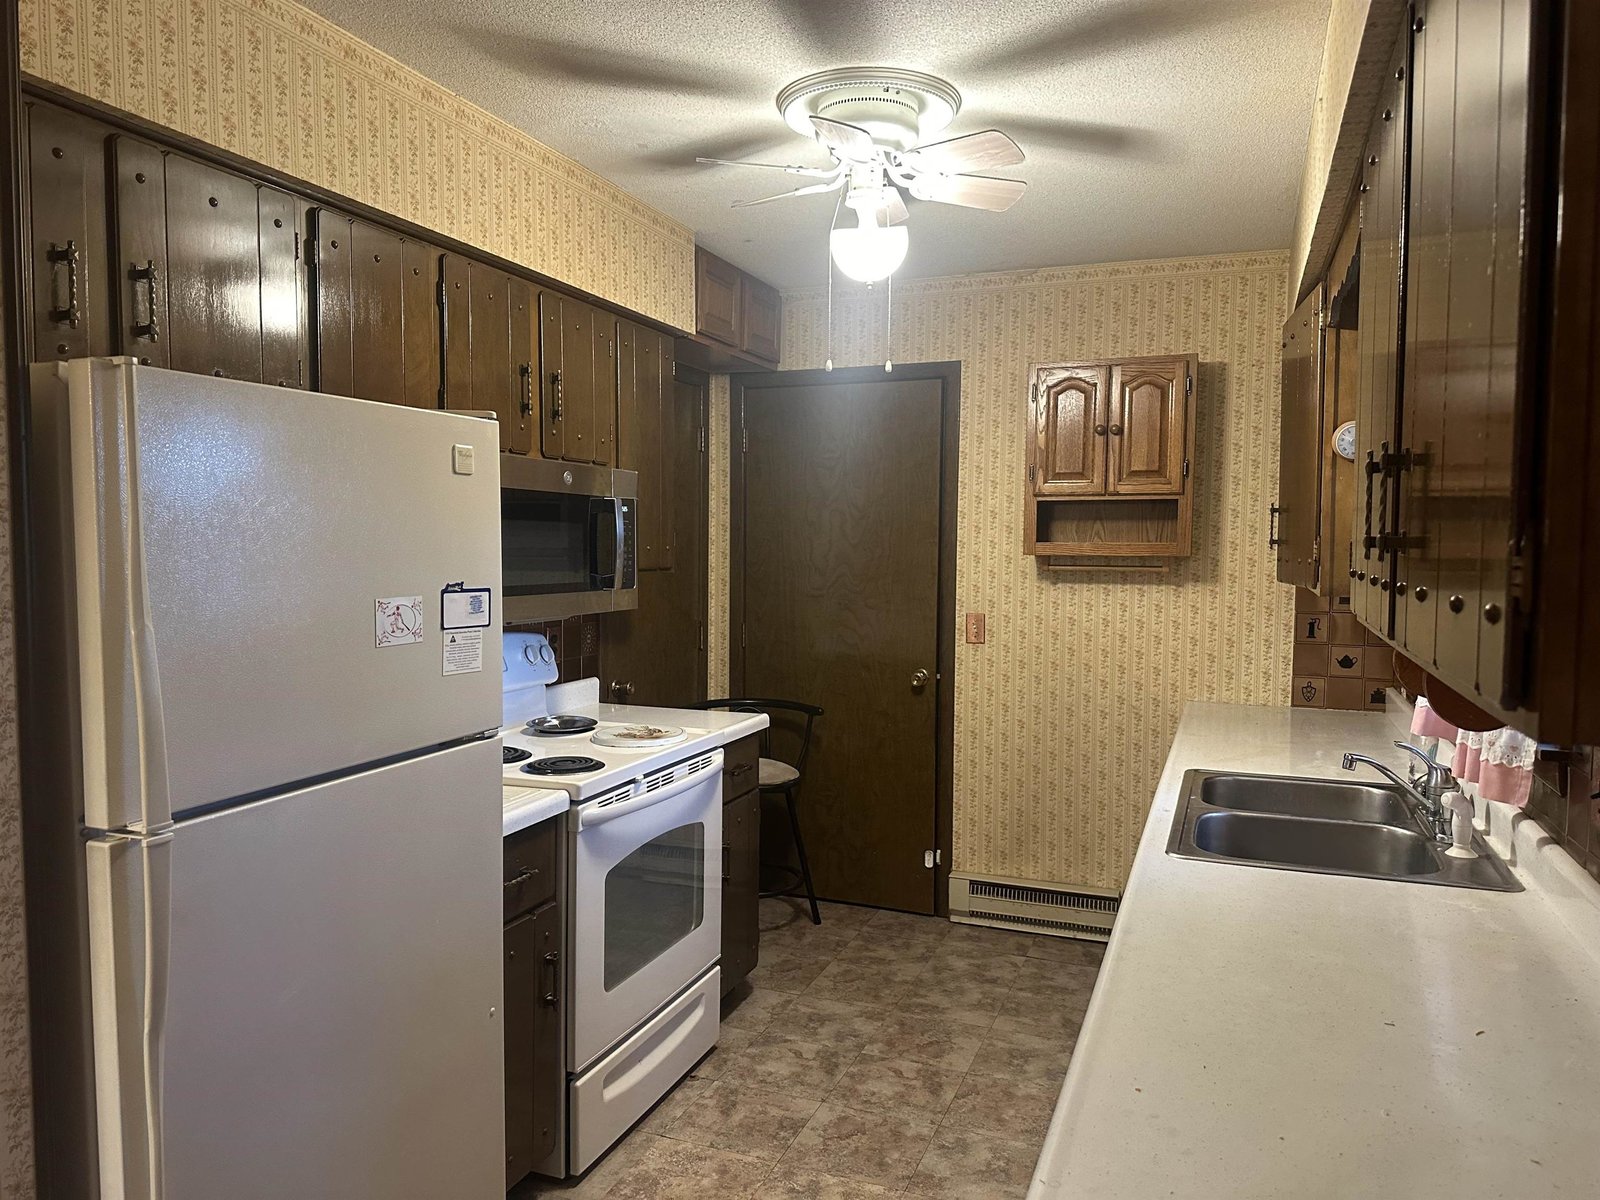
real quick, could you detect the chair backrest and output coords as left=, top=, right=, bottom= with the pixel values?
left=689, top=698, right=823, bottom=777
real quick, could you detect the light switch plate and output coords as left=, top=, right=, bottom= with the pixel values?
left=965, top=613, right=986, bottom=644
left=452, top=444, right=475, bottom=475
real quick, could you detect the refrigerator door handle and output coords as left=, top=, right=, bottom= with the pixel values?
left=87, top=828, right=173, bottom=1200
left=78, top=361, right=172, bottom=831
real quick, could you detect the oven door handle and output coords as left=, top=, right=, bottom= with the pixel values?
left=576, top=752, right=723, bottom=830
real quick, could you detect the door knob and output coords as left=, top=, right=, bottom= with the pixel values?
left=911, top=669, right=930, bottom=689
left=610, top=680, right=634, bottom=701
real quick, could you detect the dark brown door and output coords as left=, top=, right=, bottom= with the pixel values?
left=600, top=370, right=708, bottom=706
left=738, top=375, right=945, bottom=912
left=695, top=247, right=740, bottom=345
left=538, top=289, right=565, bottom=459
left=25, top=101, right=114, bottom=362
left=1030, top=364, right=1108, bottom=496
left=346, top=217, right=406, bottom=403
left=1108, top=359, right=1187, bottom=494
left=740, top=274, right=781, bottom=363
left=591, top=314, right=617, bottom=466
left=400, top=240, right=441, bottom=408
left=163, top=154, right=263, bottom=380
left=257, top=187, right=303, bottom=388
left=1277, top=285, right=1326, bottom=589
left=110, top=135, right=169, bottom=366
left=507, top=278, right=535, bottom=452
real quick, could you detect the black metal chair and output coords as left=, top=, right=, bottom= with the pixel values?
left=691, top=698, right=824, bottom=925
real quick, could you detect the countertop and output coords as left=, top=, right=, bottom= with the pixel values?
left=1030, top=702, right=1600, bottom=1199
left=499, top=687, right=768, bottom=837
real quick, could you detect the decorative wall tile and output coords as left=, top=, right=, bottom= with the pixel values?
left=706, top=252, right=1294, bottom=891
left=18, top=0, right=696, bottom=330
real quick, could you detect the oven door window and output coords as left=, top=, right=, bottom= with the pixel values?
left=603, top=821, right=706, bottom=991
left=501, top=489, right=595, bottom=596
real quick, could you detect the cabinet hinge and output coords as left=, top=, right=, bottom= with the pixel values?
left=697, top=426, right=707, bottom=454
left=1030, top=382, right=1037, bottom=403
left=1182, top=457, right=1190, bottom=478
left=1186, top=374, right=1193, bottom=396
left=293, top=230, right=301, bottom=262
left=741, top=426, right=749, bottom=454
left=923, top=849, right=941, bottom=869
left=740, top=623, right=747, bottom=649
left=698, top=621, right=706, bottom=652
left=1028, top=464, right=1036, bottom=483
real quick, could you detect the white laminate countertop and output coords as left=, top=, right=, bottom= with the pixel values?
left=500, top=785, right=569, bottom=837
left=1030, top=702, right=1600, bottom=1200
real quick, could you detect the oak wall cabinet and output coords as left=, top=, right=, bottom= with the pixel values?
left=1025, top=353, right=1198, bottom=561
left=1337, top=0, right=1600, bottom=743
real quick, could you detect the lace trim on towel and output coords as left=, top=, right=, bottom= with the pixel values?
left=1456, top=727, right=1537, bottom=770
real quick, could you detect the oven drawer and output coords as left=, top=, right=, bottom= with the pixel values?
left=722, top=735, right=759, bottom=799
left=504, top=817, right=559, bottom=919
left=568, top=967, right=720, bottom=1175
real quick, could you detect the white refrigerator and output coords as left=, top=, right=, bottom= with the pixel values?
left=26, top=358, right=506, bottom=1199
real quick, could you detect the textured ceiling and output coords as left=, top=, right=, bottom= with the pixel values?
left=302, top=0, right=1331, bottom=289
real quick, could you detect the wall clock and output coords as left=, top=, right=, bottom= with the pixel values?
left=1332, top=420, right=1358, bottom=461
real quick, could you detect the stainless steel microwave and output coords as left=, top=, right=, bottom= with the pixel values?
left=500, top=455, right=638, bottom=623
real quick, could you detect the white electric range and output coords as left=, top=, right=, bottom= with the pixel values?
left=502, top=633, right=728, bottom=1179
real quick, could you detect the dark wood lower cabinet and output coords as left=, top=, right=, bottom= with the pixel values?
left=503, top=818, right=563, bottom=1189
left=719, top=734, right=762, bottom=995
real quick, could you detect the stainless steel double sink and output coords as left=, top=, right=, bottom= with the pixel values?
left=1166, top=771, right=1520, bottom=891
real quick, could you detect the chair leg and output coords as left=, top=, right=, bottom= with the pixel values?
left=785, top=787, right=821, bottom=926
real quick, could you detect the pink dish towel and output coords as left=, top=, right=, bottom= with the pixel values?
left=1411, top=697, right=1461, bottom=741
left=1452, top=727, right=1535, bottom=808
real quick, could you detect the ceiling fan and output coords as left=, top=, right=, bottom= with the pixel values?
left=696, top=68, right=1027, bottom=282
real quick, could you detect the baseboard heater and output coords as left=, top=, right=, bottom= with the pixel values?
left=948, top=872, right=1119, bottom=941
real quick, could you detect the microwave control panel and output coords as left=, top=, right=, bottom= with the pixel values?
left=619, top=501, right=638, bottom=589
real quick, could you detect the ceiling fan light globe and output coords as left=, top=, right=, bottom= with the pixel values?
left=829, top=223, right=909, bottom=283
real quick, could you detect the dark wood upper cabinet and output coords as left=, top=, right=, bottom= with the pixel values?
left=440, top=252, right=528, bottom=451
left=1332, top=0, right=1600, bottom=742
left=562, top=296, right=596, bottom=463
left=258, top=189, right=304, bottom=388
left=468, top=262, right=513, bottom=437
left=400, top=239, right=442, bottom=408
left=618, top=320, right=673, bottom=570
left=694, top=247, right=740, bottom=345
left=591, top=316, right=617, bottom=467
left=1276, top=285, right=1327, bottom=591
left=1030, top=364, right=1107, bottom=496
left=740, top=274, right=781, bottom=363
left=163, top=155, right=266, bottom=381
left=507, top=278, right=535, bottom=454
left=25, top=102, right=114, bottom=362
left=110, top=135, right=169, bottom=367
left=537, top=289, right=565, bottom=460
left=684, top=246, right=782, bottom=370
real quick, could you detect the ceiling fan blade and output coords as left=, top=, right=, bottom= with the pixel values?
left=884, top=188, right=909, bottom=226
left=731, top=180, right=843, bottom=209
left=636, top=126, right=798, bottom=173
left=902, top=130, right=1025, bottom=175
left=988, top=115, right=1162, bottom=160
left=910, top=174, right=1027, bottom=213
left=696, top=157, right=838, bottom=179
left=809, top=116, right=876, bottom=160
left=454, top=27, right=753, bottom=98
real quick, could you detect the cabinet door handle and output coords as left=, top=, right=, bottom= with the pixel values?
left=130, top=260, right=160, bottom=341
left=1361, top=451, right=1378, bottom=559
left=722, top=843, right=731, bottom=882
left=549, top=369, right=564, bottom=421
left=1108, top=422, right=1123, bottom=436
left=1093, top=422, right=1107, bottom=436
left=48, top=240, right=81, bottom=328
left=1268, top=503, right=1282, bottom=548
left=518, top=362, right=533, bottom=418
left=542, top=949, right=559, bottom=1006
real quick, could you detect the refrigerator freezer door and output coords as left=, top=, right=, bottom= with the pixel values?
left=86, top=739, right=504, bottom=1200
left=37, top=358, right=502, bottom=829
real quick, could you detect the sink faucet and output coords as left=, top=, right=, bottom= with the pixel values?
left=1342, top=741, right=1457, bottom=843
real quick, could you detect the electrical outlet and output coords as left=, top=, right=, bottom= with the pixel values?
left=965, top=612, right=986, bottom=644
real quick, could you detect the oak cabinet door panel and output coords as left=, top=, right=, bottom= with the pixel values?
left=1109, top=359, right=1187, bottom=495
left=1030, top=364, right=1107, bottom=496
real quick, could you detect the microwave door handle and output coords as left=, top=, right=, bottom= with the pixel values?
left=590, top=499, right=618, bottom=589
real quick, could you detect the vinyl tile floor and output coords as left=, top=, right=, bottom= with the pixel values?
left=513, top=897, right=1105, bottom=1199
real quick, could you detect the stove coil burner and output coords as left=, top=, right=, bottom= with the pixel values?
left=502, top=746, right=533, bottom=765
left=522, top=755, right=606, bottom=776
left=525, top=714, right=599, bottom=736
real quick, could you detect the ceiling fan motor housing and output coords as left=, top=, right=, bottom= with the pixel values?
left=777, top=68, right=961, bottom=152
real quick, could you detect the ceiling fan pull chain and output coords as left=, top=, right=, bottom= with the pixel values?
left=884, top=268, right=893, bottom=373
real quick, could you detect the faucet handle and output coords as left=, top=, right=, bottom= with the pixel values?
left=1393, top=740, right=1452, bottom=792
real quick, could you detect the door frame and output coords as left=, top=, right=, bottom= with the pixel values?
left=728, top=362, right=961, bottom=915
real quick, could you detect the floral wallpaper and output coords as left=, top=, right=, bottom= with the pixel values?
left=709, top=252, right=1295, bottom=892
left=17, top=0, right=696, bottom=329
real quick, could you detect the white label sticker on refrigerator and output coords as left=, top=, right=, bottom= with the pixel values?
left=375, top=597, right=425, bottom=647
left=441, top=586, right=492, bottom=629
left=442, top=629, right=484, bottom=676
